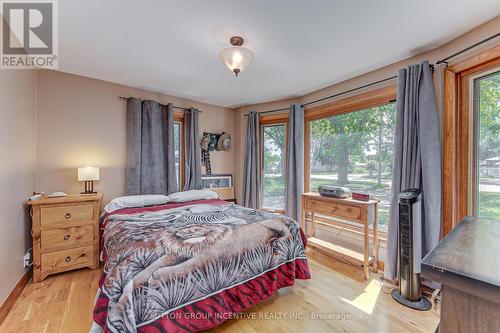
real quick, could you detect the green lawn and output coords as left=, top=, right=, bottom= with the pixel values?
left=479, top=191, right=500, bottom=220
left=264, top=175, right=390, bottom=195
left=263, top=176, right=500, bottom=226
left=263, top=175, right=285, bottom=195
left=262, top=176, right=285, bottom=209
left=310, top=178, right=388, bottom=191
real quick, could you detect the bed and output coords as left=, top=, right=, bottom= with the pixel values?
left=91, top=197, right=310, bottom=333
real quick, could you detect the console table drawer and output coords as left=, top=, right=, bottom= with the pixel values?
left=305, top=199, right=362, bottom=221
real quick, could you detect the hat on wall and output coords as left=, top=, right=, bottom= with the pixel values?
left=208, top=133, right=218, bottom=151
left=216, top=132, right=231, bottom=151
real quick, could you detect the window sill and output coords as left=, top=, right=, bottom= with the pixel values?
left=261, top=207, right=285, bottom=214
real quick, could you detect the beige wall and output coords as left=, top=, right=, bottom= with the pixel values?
left=35, top=70, right=235, bottom=205
left=233, top=16, right=500, bottom=204
left=0, top=70, right=36, bottom=305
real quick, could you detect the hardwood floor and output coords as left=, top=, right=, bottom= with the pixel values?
left=0, top=250, right=440, bottom=333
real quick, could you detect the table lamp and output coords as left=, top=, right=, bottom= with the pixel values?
left=78, top=167, right=99, bottom=194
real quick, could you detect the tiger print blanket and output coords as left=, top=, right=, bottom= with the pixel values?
left=93, top=199, right=310, bottom=333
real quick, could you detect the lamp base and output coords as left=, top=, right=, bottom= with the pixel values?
left=81, top=191, right=97, bottom=195
left=81, top=181, right=96, bottom=195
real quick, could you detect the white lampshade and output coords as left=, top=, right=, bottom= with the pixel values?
left=219, top=47, right=254, bottom=76
left=78, top=167, right=100, bottom=181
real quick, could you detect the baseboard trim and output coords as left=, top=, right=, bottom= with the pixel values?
left=0, top=269, right=31, bottom=326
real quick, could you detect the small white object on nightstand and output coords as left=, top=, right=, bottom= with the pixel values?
left=48, top=191, right=67, bottom=197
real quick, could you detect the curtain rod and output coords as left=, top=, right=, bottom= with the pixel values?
left=243, top=76, right=397, bottom=116
left=244, top=32, right=500, bottom=116
left=118, top=96, right=203, bottom=112
left=436, top=31, right=500, bottom=65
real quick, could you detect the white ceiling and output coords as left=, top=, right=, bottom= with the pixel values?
left=58, top=0, right=499, bottom=107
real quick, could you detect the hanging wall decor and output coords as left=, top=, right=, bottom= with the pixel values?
left=200, top=132, right=231, bottom=175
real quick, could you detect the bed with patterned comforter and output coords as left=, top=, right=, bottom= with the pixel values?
left=92, top=198, right=310, bottom=333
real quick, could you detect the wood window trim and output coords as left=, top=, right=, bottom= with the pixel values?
left=442, top=45, right=500, bottom=236
left=304, top=85, right=397, bottom=122
left=259, top=113, right=290, bottom=125
left=260, top=114, right=289, bottom=210
left=304, top=85, right=397, bottom=192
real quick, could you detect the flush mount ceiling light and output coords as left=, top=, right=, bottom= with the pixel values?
left=219, top=36, right=254, bottom=77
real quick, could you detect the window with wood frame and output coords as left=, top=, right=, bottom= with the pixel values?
left=443, top=46, right=500, bottom=235
left=305, top=86, right=396, bottom=231
left=472, top=70, right=500, bottom=220
left=173, top=112, right=185, bottom=189
left=260, top=114, right=289, bottom=212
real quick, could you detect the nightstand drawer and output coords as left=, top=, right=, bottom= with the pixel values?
left=40, top=203, right=94, bottom=229
left=41, top=225, right=93, bottom=252
left=41, top=246, right=93, bottom=273
left=305, top=199, right=362, bottom=220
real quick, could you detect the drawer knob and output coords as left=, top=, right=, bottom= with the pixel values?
left=65, top=213, right=71, bottom=219
left=65, top=256, right=71, bottom=262
left=63, top=234, right=70, bottom=240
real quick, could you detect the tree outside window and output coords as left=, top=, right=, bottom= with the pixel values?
left=309, top=102, right=396, bottom=229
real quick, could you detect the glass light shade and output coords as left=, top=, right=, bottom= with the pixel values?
left=78, top=166, right=100, bottom=181
left=219, top=47, right=254, bottom=75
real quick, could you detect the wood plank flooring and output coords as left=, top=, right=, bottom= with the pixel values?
left=0, top=250, right=440, bottom=333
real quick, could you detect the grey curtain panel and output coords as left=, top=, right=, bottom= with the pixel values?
left=285, top=104, right=305, bottom=221
left=125, top=99, right=178, bottom=195
left=384, top=61, right=442, bottom=280
left=183, top=108, right=202, bottom=190
left=243, top=111, right=261, bottom=208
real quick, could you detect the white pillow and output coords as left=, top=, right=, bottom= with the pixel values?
left=104, top=195, right=169, bottom=213
left=167, top=189, right=218, bottom=203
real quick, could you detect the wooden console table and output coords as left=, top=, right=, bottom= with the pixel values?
left=301, top=192, right=378, bottom=280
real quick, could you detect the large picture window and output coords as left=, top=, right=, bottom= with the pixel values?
left=261, top=123, right=287, bottom=210
left=442, top=49, right=499, bottom=235
left=472, top=70, right=500, bottom=220
left=308, top=102, right=396, bottom=230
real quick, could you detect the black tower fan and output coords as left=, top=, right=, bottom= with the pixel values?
left=391, top=188, right=431, bottom=310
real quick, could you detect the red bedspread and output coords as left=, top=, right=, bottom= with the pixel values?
left=93, top=199, right=310, bottom=333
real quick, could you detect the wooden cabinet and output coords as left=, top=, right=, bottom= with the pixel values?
left=422, top=217, right=500, bottom=333
left=28, top=193, right=102, bottom=282
left=209, top=187, right=236, bottom=203
left=302, top=192, right=378, bottom=280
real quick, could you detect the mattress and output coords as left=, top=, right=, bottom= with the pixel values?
left=92, top=198, right=310, bottom=333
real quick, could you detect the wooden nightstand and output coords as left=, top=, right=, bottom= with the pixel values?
left=28, top=193, right=102, bottom=282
